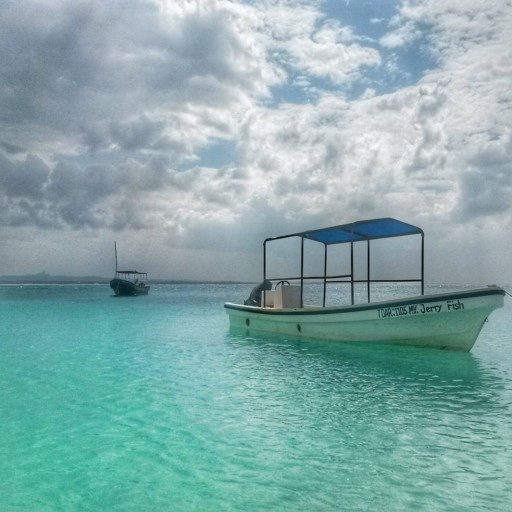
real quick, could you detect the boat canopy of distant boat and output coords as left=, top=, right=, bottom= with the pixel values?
left=224, top=217, right=505, bottom=351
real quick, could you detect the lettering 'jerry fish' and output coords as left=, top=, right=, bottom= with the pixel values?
left=447, top=299, right=465, bottom=311
left=420, top=304, right=442, bottom=314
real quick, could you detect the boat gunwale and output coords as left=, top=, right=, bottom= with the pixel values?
left=224, top=287, right=505, bottom=316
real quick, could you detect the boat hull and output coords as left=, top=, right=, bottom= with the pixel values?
left=224, top=287, right=505, bottom=351
left=110, top=278, right=150, bottom=296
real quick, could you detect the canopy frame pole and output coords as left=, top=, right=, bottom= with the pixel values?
left=421, top=233, right=425, bottom=295
left=300, top=236, right=305, bottom=308
left=350, top=241, right=354, bottom=305
left=263, top=240, right=267, bottom=307
left=323, top=243, right=328, bottom=307
left=367, top=240, right=371, bottom=303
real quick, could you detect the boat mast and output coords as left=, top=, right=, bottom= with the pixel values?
left=114, top=241, right=118, bottom=273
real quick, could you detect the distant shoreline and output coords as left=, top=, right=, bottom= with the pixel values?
left=0, top=276, right=252, bottom=285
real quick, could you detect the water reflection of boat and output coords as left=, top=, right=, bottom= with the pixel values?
left=109, top=242, right=150, bottom=296
left=225, top=218, right=505, bottom=351
left=226, top=330, right=489, bottom=393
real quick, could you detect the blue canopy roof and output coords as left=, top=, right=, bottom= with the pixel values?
left=267, top=218, right=423, bottom=245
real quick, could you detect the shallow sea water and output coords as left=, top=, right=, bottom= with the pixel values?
left=1, top=283, right=511, bottom=511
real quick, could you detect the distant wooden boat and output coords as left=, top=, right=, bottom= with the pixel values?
left=110, top=242, right=150, bottom=296
left=224, top=218, right=505, bottom=351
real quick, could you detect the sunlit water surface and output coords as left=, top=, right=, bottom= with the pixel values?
left=1, top=283, right=511, bottom=511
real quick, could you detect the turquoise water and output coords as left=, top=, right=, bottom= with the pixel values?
left=1, top=283, right=511, bottom=511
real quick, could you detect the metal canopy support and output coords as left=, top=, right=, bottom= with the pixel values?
left=300, top=236, right=305, bottom=308
left=421, top=233, right=425, bottom=295
left=350, top=241, right=354, bottom=305
left=323, top=243, right=328, bottom=307
left=263, top=240, right=267, bottom=307
left=367, top=240, right=371, bottom=303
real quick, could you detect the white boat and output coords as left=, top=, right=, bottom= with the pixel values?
left=224, top=218, right=505, bottom=351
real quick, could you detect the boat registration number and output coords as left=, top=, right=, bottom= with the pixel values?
left=378, top=300, right=464, bottom=319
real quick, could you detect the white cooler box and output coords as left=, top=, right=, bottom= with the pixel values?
left=274, top=285, right=301, bottom=308
left=262, top=290, right=275, bottom=307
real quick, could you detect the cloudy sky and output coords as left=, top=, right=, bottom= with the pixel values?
left=1, top=0, right=511, bottom=284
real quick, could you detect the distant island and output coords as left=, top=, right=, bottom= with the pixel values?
left=0, top=272, right=109, bottom=284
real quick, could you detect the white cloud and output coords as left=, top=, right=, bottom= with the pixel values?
left=0, top=0, right=511, bottom=284
left=380, top=18, right=420, bottom=49
left=260, top=3, right=381, bottom=84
